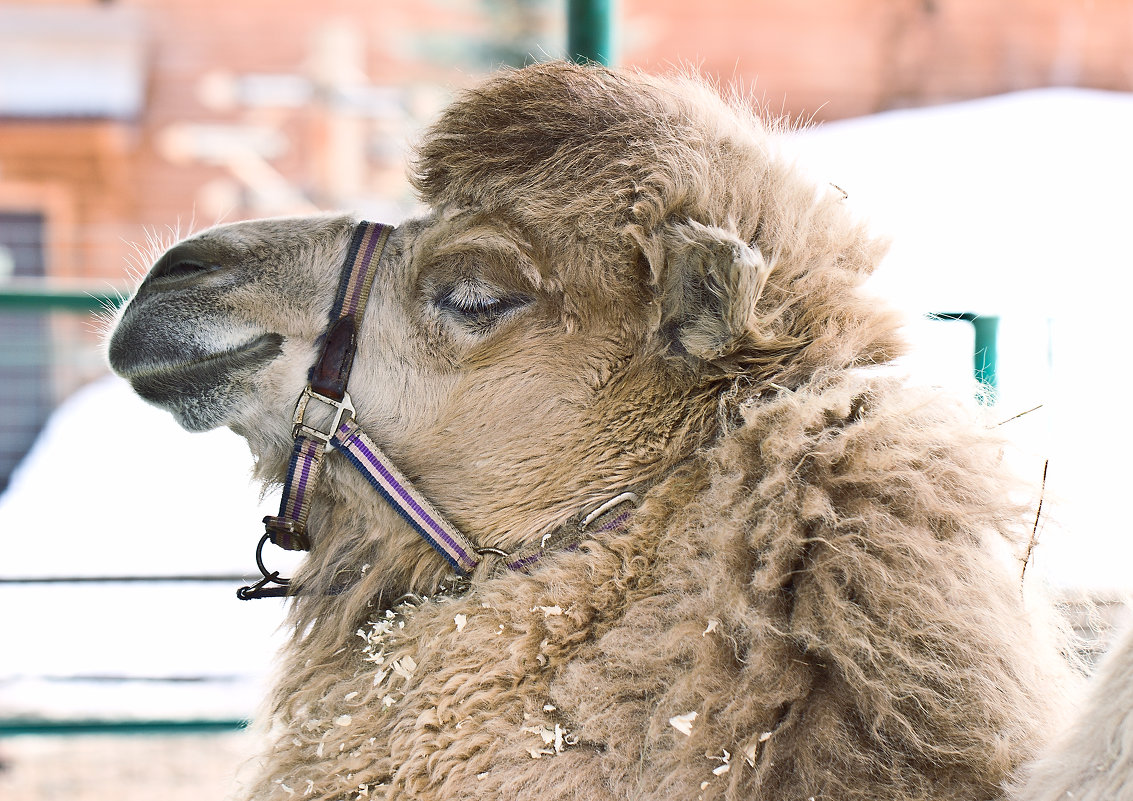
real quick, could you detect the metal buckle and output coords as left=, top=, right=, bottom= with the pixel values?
left=292, top=386, right=355, bottom=445
left=263, top=514, right=310, bottom=551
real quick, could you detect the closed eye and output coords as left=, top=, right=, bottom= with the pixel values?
left=435, top=281, right=530, bottom=330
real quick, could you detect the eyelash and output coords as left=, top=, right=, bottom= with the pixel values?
left=435, top=283, right=527, bottom=328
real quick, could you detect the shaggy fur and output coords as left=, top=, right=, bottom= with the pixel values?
left=107, top=62, right=1130, bottom=800
left=1016, top=626, right=1133, bottom=800
left=254, top=377, right=1079, bottom=801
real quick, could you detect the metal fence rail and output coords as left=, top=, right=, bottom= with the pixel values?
left=0, top=719, right=247, bottom=737
left=0, top=285, right=125, bottom=313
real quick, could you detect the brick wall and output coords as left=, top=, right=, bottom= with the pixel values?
left=0, top=0, right=562, bottom=280
left=622, top=0, right=1133, bottom=120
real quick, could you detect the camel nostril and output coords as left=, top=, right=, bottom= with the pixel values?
left=147, top=243, right=224, bottom=286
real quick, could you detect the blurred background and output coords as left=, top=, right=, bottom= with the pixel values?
left=1, top=1, right=1131, bottom=799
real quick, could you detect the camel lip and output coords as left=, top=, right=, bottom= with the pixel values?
left=114, top=332, right=284, bottom=384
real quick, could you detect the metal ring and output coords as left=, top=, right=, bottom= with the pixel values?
left=255, top=532, right=291, bottom=586
left=580, top=492, right=640, bottom=532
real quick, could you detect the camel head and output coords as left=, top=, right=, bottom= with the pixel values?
left=109, top=62, right=902, bottom=599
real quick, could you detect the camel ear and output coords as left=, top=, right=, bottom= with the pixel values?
left=652, top=220, right=769, bottom=359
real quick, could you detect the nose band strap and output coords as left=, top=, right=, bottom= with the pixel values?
left=330, top=222, right=389, bottom=322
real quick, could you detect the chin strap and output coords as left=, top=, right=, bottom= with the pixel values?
left=238, top=222, right=639, bottom=600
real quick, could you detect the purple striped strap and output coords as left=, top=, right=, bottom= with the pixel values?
left=330, top=223, right=390, bottom=321
left=332, top=418, right=481, bottom=575
left=503, top=495, right=635, bottom=572
left=264, top=435, right=326, bottom=550
left=328, top=420, right=636, bottom=576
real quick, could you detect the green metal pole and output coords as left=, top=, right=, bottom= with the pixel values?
left=929, top=312, right=1000, bottom=402
left=567, top=0, right=613, bottom=65
left=969, top=315, right=999, bottom=393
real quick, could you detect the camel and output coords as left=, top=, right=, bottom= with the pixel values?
left=108, top=62, right=1132, bottom=800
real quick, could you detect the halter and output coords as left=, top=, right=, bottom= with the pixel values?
left=238, top=222, right=637, bottom=600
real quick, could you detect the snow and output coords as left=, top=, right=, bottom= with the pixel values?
left=1, top=88, right=1132, bottom=721
left=787, top=88, right=1133, bottom=595
left=787, top=88, right=1133, bottom=317
left=1, top=375, right=294, bottom=578
left=0, top=376, right=292, bottom=719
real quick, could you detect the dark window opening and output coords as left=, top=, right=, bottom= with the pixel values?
left=0, top=212, right=49, bottom=494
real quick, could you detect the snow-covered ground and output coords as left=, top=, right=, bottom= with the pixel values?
left=2, top=87, right=1131, bottom=721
